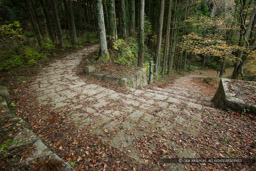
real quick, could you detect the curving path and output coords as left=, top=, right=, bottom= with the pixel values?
left=30, top=45, right=217, bottom=169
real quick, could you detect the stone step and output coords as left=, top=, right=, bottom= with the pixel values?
left=153, top=87, right=210, bottom=102
left=149, top=87, right=213, bottom=107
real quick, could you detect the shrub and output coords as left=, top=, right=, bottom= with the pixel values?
left=23, top=47, right=47, bottom=65
left=42, top=38, right=55, bottom=50
left=113, top=38, right=137, bottom=66
left=79, top=32, right=99, bottom=44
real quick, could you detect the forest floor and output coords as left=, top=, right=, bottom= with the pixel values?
left=2, top=44, right=256, bottom=170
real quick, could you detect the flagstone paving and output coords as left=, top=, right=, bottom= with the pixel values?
left=29, top=44, right=219, bottom=169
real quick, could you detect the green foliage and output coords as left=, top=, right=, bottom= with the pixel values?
left=0, top=21, right=48, bottom=71
left=24, top=47, right=47, bottom=65
left=0, top=21, right=23, bottom=39
left=154, top=73, right=161, bottom=81
left=0, top=139, right=20, bottom=158
left=80, top=32, right=99, bottom=44
left=10, top=102, right=16, bottom=107
left=223, top=137, right=229, bottom=143
left=113, top=38, right=137, bottom=66
left=144, top=15, right=152, bottom=36
left=42, top=38, right=55, bottom=50
left=99, top=53, right=110, bottom=62
left=0, top=21, right=25, bottom=50
left=200, top=1, right=211, bottom=16
left=112, top=36, right=153, bottom=68
left=181, top=32, right=239, bottom=71
left=241, top=107, right=250, bottom=115
left=0, top=46, right=47, bottom=70
left=70, top=161, right=76, bottom=168
left=186, top=65, right=199, bottom=72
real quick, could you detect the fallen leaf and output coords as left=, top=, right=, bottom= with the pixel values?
left=77, top=156, right=82, bottom=162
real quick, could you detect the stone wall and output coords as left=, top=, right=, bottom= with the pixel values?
left=0, top=86, right=73, bottom=170
left=213, top=79, right=256, bottom=114
left=84, top=65, right=148, bottom=88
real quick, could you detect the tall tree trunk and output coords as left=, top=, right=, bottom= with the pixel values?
left=103, top=0, right=109, bottom=34
left=155, top=0, right=165, bottom=74
left=183, top=51, right=187, bottom=71
left=232, top=7, right=256, bottom=79
left=52, top=0, right=64, bottom=48
left=121, top=0, right=127, bottom=39
left=39, top=0, right=55, bottom=42
left=46, top=0, right=57, bottom=41
left=107, top=0, right=117, bottom=46
left=26, top=0, right=42, bottom=46
left=219, top=57, right=226, bottom=78
left=97, top=0, right=108, bottom=58
left=130, top=0, right=135, bottom=35
left=31, top=0, right=44, bottom=36
left=138, top=0, right=145, bottom=67
left=78, top=0, right=84, bottom=30
left=85, top=0, right=90, bottom=31
left=125, top=0, right=130, bottom=36
left=87, top=0, right=93, bottom=31
left=68, top=0, right=78, bottom=45
left=162, top=0, right=173, bottom=75
left=168, top=18, right=177, bottom=74
left=63, top=0, right=72, bottom=40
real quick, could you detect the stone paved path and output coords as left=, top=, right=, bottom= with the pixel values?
left=30, top=45, right=216, bottom=169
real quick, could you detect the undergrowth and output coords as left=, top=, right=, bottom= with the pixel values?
left=0, top=21, right=98, bottom=72
left=112, top=37, right=153, bottom=67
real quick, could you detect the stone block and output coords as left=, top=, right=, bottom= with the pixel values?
left=104, top=75, right=120, bottom=84
left=213, top=78, right=256, bottom=114
left=91, top=73, right=104, bottom=80
left=0, top=86, right=10, bottom=101
left=84, top=65, right=96, bottom=74
left=84, top=66, right=148, bottom=88
left=119, top=78, right=127, bottom=86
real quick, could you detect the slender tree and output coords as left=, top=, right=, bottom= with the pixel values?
left=155, top=0, right=165, bottom=74
left=162, top=0, right=173, bottom=74
left=63, top=0, right=72, bottom=40
left=78, top=0, right=85, bottom=30
left=97, top=0, right=108, bottom=58
left=168, top=18, right=177, bottom=73
left=26, top=0, right=42, bottom=46
left=107, top=0, right=117, bottom=45
left=67, top=0, right=78, bottom=44
left=46, top=0, right=57, bottom=40
left=168, top=0, right=178, bottom=74
left=232, top=7, right=256, bottom=79
left=130, top=0, right=136, bottom=35
left=103, top=0, right=110, bottom=33
left=121, top=0, right=127, bottom=39
left=39, top=0, right=55, bottom=42
left=138, top=0, right=145, bottom=67
left=52, top=0, right=64, bottom=48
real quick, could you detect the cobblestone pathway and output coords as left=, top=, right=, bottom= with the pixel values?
left=30, top=45, right=216, bottom=169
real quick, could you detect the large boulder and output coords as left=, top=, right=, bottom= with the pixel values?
left=213, top=78, right=256, bottom=114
